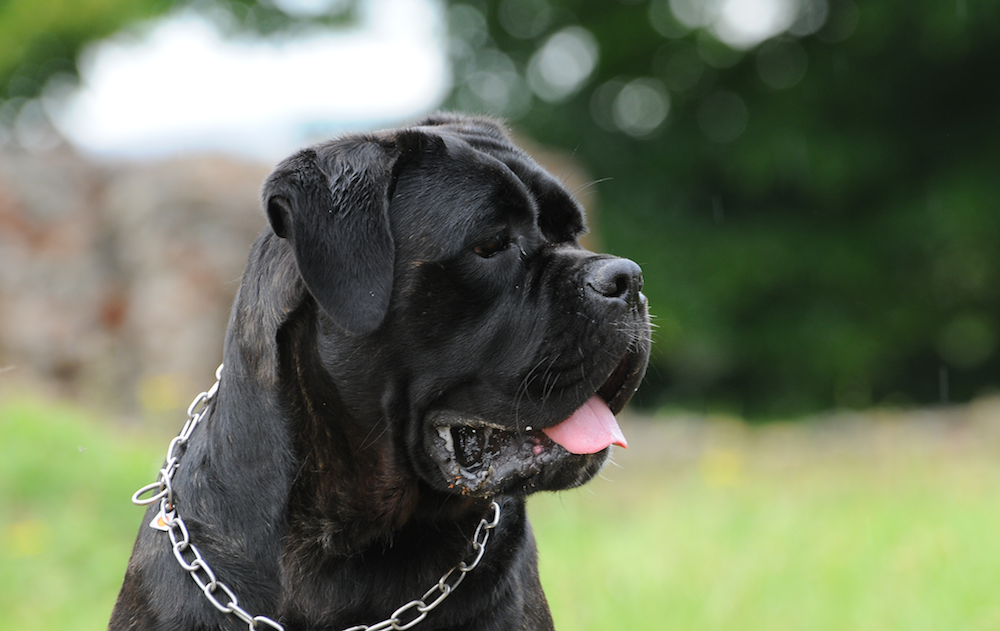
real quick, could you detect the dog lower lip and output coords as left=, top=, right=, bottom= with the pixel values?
left=453, top=426, right=491, bottom=468
left=433, top=418, right=552, bottom=471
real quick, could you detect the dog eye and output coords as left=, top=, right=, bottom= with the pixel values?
left=473, top=234, right=510, bottom=258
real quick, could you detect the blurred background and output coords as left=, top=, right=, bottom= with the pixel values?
left=2, top=0, right=999, bottom=417
left=2, top=0, right=999, bottom=629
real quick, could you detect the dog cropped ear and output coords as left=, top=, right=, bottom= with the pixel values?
left=262, top=135, right=417, bottom=335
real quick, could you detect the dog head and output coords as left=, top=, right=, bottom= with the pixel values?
left=262, top=114, right=650, bottom=499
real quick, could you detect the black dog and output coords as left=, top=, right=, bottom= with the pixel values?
left=109, top=114, right=650, bottom=630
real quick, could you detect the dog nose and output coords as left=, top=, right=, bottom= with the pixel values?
left=586, top=258, right=644, bottom=308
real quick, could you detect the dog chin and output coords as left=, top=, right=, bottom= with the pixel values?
left=422, top=412, right=610, bottom=497
left=421, top=344, right=648, bottom=497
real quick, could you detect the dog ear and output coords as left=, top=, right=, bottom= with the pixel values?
left=262, top=134, right=417, bottom=335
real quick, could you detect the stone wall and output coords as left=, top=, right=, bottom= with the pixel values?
left=0, top=147, right=270, bottom=415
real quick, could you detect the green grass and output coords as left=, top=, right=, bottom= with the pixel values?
left=3, top=399, right=1000, bottom=630
left=0, top=399, right=162, bottom=629
left=534, top=416, right=1000, bottom=630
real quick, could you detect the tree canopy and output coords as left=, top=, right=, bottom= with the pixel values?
left=452, top=0, right=1000, bottom=417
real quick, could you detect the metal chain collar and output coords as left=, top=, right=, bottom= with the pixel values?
left=132, top=364, right=502, bottom=631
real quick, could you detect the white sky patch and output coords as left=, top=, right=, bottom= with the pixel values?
left=712, top=0, right=798, bottom=49
left=668, top=0, right=805, bottom=49
left=53, top=0, right=448, bottom=161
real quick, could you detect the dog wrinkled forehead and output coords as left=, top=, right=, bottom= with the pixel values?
left=259, top=113, right=588, bottom=336
left=406, top=115, right=588, bottom=244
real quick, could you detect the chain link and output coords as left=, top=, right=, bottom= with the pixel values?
left=131, top=364, right=501, bottom=631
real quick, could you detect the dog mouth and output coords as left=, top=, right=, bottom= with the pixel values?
left=425, top=348, right=645, bottom=497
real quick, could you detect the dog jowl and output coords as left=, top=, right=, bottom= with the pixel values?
left=109, top=113, right=651, bottom=631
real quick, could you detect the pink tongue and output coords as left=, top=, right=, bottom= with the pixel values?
left=541, top=396, right=628, bottom=455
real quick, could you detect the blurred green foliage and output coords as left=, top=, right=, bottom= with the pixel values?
left=0, top=0, right=165, bottom=107
left=443, top=0, right=1000, bottom=417
left=2, top=0, right=998, bottom=416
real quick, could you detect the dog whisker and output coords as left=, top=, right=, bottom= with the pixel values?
left=539, top=354, right=563, bottom=406
left=355, top=418, right=391, bottom=454
left=512, top=356, right=548, bottom=424
left=569, top=177, right=613, bottom=198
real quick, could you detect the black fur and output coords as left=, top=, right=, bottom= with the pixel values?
left=109, top=114, right=651, bottom=631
